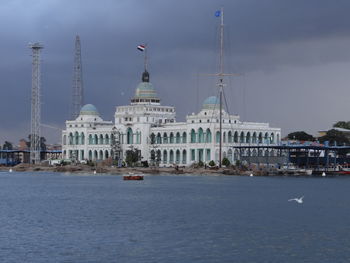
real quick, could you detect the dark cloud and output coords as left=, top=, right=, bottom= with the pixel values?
left=1, top=0, right=350, bottom=144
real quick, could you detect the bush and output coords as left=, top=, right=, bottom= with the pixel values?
left=198, top=161, right=204, bottom=167
left=208, top=160, right=216, bottom=167
left=222, top=157, right=230, bottom=167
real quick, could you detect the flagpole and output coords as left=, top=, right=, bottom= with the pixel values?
left=144, top=44, right=148, bottom=71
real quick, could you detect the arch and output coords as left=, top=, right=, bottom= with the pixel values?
left=105, top=150, right=109, bottom=159
left=136, top=131, right=141, bottom=144
left=252, top=132, right=257, bottom=144
left=63, top=150, right=67, bottom=158
left=277, top=134, right=280, bottom=143
left=63, top=135, right=67, bottom=145
left=169, top=150, right=174, bottom=163
left=157, top=133, right=162, bottom=144
left=150, top=150, right=155, bottom=162
left=127, top=128, right=133, bottom=144
left=105, top=134, right=109, bottom=145
left=170, top=132, right=174, bottom=143
left=94, top=134, right=98, bottom=145
left=176, top=132, right=181, bottom=143
left=228, top=149, right=233, bottom=163
left=223, top=132, right=226, bottom=143
left=94, top=150, right=98, bottom=160
left=182, top=150, right=187, bottom=164
left=270, top=133, right=275, bottom=144
left=150, top=133, right=156, bottom=144
left=216, top=131, right=220, bottom=143
left=74, top=131, right=79, bottom=145
left=156, top=150, right=161, bottom=163
left=182, top=132, right=187, bottom=143
left=69, top=132, right=73, bottom=145
left=246, top=132, right=251, bottom=144
left=228, top=131, right=232, bottom=143
left=88, top=150, right=92, bottom=160
left=234, top=149, right=239, bottom=161
left=258, top=132, right=263, bottom=144
left=198, top=128, right=204, bottom=143
left=190, top=129, right=196, bottom=143
left=206, top=128, right=212, bottom=143
left=176, top=149, right=180, bottom=164
left=88, top=134, right=93, bottom=145
left=163, top=150, right=168, bottom=164
left=99, top=150, right=103, bottom=160
left=163, top=133, right=168, bottom=144
left=234, top=131, right=238, bottom=143
left=215, top=149, right=219, bottom=162
left=240, top=131, right=245, bottom=143
left=99, top=134, right=104, bottom=145
left=264, top=132, right=269, bottom=144
left=80, top=132, right=85, bottom=145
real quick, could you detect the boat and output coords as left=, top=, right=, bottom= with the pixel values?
left=123, top=172, right=144, bottom=180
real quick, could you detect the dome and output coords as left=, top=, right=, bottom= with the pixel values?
left=80, top=104, right=99, bottom=116
left=134, top=82, right=158, bottom=98
left=203, top=96, right=219, bottom=109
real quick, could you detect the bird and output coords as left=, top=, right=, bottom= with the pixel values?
left=288, top=196, right=304, bottom=204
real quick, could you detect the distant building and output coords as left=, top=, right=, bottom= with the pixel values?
left=62, top=70, right=281, bottom=166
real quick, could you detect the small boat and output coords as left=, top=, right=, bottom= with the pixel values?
left=123, top=173, right=144, bottom=180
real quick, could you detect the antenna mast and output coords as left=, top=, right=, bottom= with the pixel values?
left=29, top=42, right=43, bottom=164
left=71, top=35, right=84, bottom=119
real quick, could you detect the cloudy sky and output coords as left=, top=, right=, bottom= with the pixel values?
left=1, top=0, right=350, bottom=145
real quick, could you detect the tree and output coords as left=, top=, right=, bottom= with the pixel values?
left=333, top=121, right=350, bottom=130
left=222, top=157, right=231, bottom=167
left=3, top=141, right=13, bottom=150
left=125, top=148, right=141, bottom=167
left=287, top=131, right=315, bottom=141
left=318, top=129, right=350, bottom=145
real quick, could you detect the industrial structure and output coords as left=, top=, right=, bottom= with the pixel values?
left=71, top=35, right=84, bottom=120
left=29, top=42, right=43, bottom=164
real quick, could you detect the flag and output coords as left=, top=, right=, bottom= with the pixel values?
left=215, top=10, right=221, bottom=17
left=137, top=45, right=145, bottom=51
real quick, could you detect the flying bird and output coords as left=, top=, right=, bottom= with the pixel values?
left=288, top=196, right=304, bottom=204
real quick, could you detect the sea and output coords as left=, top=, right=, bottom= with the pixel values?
left=0, top=172, right=349, bottom=263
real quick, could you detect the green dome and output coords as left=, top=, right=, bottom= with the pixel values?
left=80, top=104, right=99, bottom=116
left=134, top=82, right=158, bottom=98
left=203, top=96, right=219, bottom=109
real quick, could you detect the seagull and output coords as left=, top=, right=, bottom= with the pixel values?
left=288, top=196, right=304, bottom=204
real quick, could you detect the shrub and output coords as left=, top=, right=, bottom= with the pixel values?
left=208, top=160, right=216, bottom=167
left=222, top=157, right=230, bottom=167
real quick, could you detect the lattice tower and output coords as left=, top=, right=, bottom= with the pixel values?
left=29, top=43, right=43, bottom=164
left=71, top=35, right=84, bottom=119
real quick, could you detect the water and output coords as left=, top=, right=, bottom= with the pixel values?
left=0, top=172, right=349, bottom=263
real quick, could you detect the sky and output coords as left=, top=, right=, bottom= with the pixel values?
left=1, top=0, right=350, bottom=145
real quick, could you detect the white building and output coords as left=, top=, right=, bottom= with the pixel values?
left=62, top=70, right=281, bottom=166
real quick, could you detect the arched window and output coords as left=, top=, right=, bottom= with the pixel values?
left=88, top=134, right=93, bottom=145
left=228, top=131, right=232, bottom=143
left=127, top=128, right=133, bottom=144
left=190, top=129, right=196, bottom=143
left=157, top=133, right=162, bottom=144
left=176, top=132, right=181, bottom=143
left=74, top=131, right=79, bottom=145
left=94, top=150, right=98, bottom=160
left=163, top=150, right=168, bottom=164
left=234, top=131, right=238, bottom=143
left=258, top=133, right=263, bottom=144
left=94, top=134, right=98, bottom=145
left=105, top=134, right=109, bottom=145
left=182, top=132, right=187, bottom=143
left=88, top=150, right=92, bottom=160
left=206, top=128, right=212, bottom=143
left=63, top=135, right=67, bottom=145
left=264, top=132, right=269, bottom=144
left=240, top=132, right=245, bottom=143
left=81, top=132, right=85, bottom=145
left=277, top=134, right=280, bottom=143
left=198, top=128, right=204, bottom=143
left=246, top=132, right=251, bottom=144
left=69, top=133, right=73, bottom=145
left=105, top=150, right=109, bottom=159
left=182, top=150, right=187, bottom=164
left=228, top=149, right=233, bottom=162
left=99, top=150, right=103, bottom=160
left=163, top=133, right=168, bottom=144
left=216, top=131, right=220, bottom=143
left=252, top=132, right=257, bottom=143
left=156, top=150, right=161, bottom=163
left=176, top=150, right=180, bottom=164
left=270, top=133, right=274, bottom=144
left=170, top=132, right=174, bottom=144
left=169, top=150, right=174, bottom=163
left=150, top=133, right=155, bottom=144
left=223, top=132, right=226, bottom=143
left=99, top=134, right=104, bottom=145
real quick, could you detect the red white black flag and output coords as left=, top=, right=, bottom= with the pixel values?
left=137, top=45, right=145, bottom=51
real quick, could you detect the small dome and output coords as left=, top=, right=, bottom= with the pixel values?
left=80, top=104, right=99, bottom=116
left=203, top=96, right=219, bottom=109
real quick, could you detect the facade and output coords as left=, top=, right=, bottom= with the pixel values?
left=62, top=70, right=281, bottom=166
